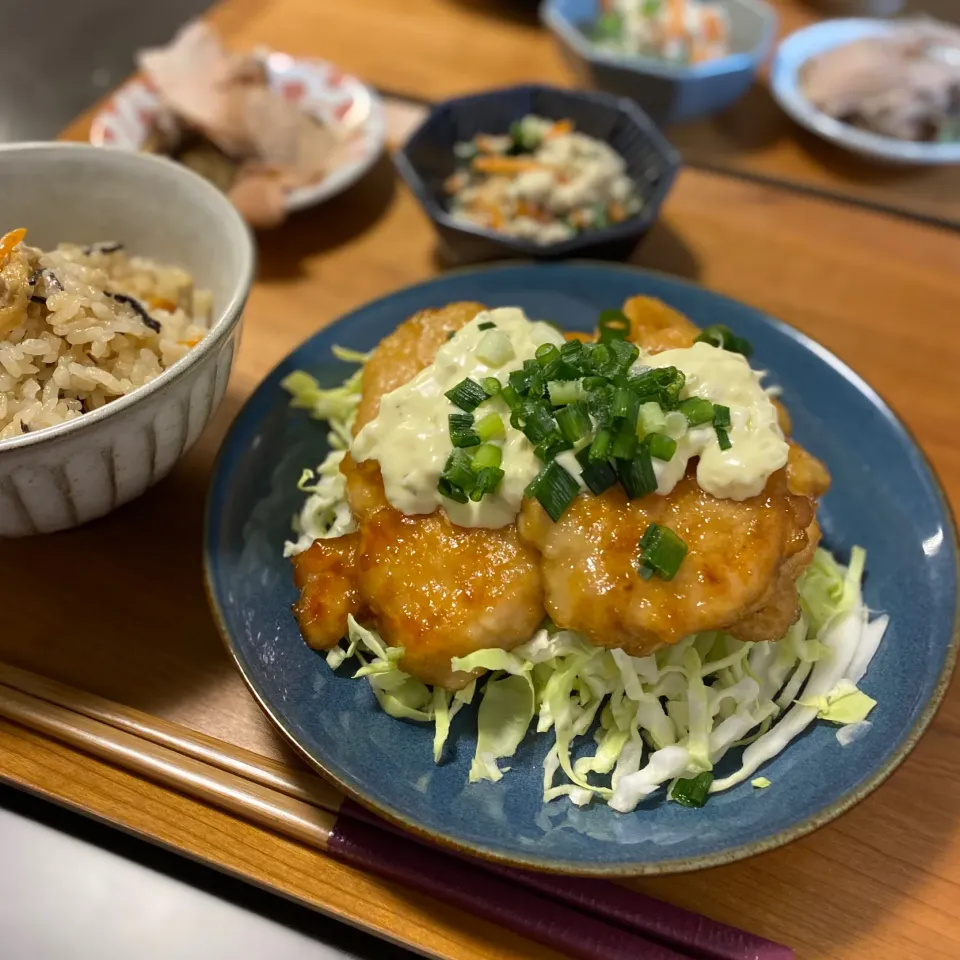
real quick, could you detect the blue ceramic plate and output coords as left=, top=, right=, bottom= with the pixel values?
left=204, top=263, right=958, bottom=875
left=771, top=20, right=960, bottom=165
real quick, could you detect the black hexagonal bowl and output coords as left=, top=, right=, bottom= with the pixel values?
left=394, top=84, right=681, bottom=264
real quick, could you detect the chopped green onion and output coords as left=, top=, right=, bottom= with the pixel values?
left=679, top=396, right=715, bottom=426
left=478, top=321, right=496, bottom=330
left=536, top=343, right=560, bottom=367
left=672, top=771, right=714, bottom=808
left=481, top=377, right=501, bottom=397
left=557, top=340, right=584, bottom=379
left=475, top=413, right=505, bottom=443
left=589, top=427, right=613, bottom=461
left=449, top=413, right=481, bottom=448
left=716, top=427, right=732, bottom=451
left=612, top=385, right=639, bottom=426
left=519, top=402, right=560, bottom=444
left=636, top=400, right=666, bottom=438
left=638, top=523, right=688, bottom=581
left=617, top=447, right=657, bottom=499
left=477, top=329, right=514, bottom=366
left=607, top=337, right=639, bottom=373
left=508, top=367, right=536, bottom=397
left=712, top=404, right=731, bottom=429
left=611, top=419, right=638, bottom=460
left=586, top=383, right=614, bottom=427
left=472, top=443, right=503, bottom=470
left=583, top=374, right=608, bottom=391
left=438, top=449, right=476, bottom=502
left=500, top=384, right=522, bottom=411
left=508, top=119, right=541, bottom=154
left=597, top=309, right=630, bottom=343
left=663, top=410, right=688, bottom=439
left=644, top=432, right=677, bottom=461
left=555, top=401, right=592, bottom=444
left=694, top=324, right=753, bottom=359
left=445, top=378, right=487, bottom=412
left=470, top=466, right=505, bottom=500
left=525, top=460, right=580, bottom=522
left=438, top=478, right=469, bottom=503
left=534, top=437, right=573, bottom=462
left=575, top=447, right=617, bottom=495
left=547, top=380, right=586, bottom=406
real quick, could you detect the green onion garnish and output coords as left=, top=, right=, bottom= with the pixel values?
left=694, top=324, right=753, bottom=359
left=438, top=449, right=476, bottom=502
left=519, top=402, right=560, bottom=444
left=500, top=384, right=522, bottom=411
left=556, top=401, right=592, bottom=444
left=712, top=404, right=731, bottom=429
left=547, top=380, right=585, bottom=406
left=534, top=437, right=573, bottom=463
left=679, top=396, right=715, bottom=426
left=575, top=447, right=617, bottom=495
left=612, top=385, right=639, bottom=426
left=478, top=321, right=496, bottom=330
left=475, top=412, right=505, bottom=443
left=472, top=443, right=503, bottom=470
left=481, top=377, right=501, bottom=397
left=672, top=771, right=714, bottom=808
left=445, top=378, right=487, bottom=412
left=508, top=367, right=536, bottom=397
left=536, top=343, right=560, bottom=367
left=611, top=419, right=637, bottom=460
left=438, top=478, right=469, bottom=503
left=525, top=460, right=580, bottom=522
left=644, top=432, right=677, bottom=461
left=589, top=426, right=613, bottom=461
left=597, top=308, right=630, bottom=343
left=636, top=400, right=666, bottom=438
left=716, top=427, right=732, bottom=451
left=558, top=339, right=584, bottom=379
left=607, top=337, right=639, bottom=373
left=470, top=466, right=505, bottom=501
left=449, top=412, right=481, bottom=448
left=638, top=523, right=688, bottom=581
left=617, top=447, right=657, bottom=499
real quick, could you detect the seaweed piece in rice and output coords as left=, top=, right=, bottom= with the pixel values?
left=42, top=269, right=63, bottom=292
left=83, top=241, right=125, bottom=255
left=108, top=292, right=162, bottom=334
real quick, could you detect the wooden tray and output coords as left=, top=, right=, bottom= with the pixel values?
left=4, top=2, right=960, bottom=957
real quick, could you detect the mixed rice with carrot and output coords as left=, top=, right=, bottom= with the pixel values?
left=444, top=115, right=643, bottom=246
left=0, top=227, right=211, bottom=440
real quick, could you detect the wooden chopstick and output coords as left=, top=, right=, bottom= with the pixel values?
left=0, top=675, right=691, bottom=960
left=0, top=660, right=794, bottom=960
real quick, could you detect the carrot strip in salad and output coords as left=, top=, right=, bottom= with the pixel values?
left=544, top=119, right=574, bottom=139
left=471, top=156, right=548, bottom=175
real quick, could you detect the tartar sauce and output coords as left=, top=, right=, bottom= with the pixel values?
left=644, top=343, right=788, bottom=501
left=352, top=308, right=788, bottom=528
left=352, top=308, right=565, bottom=528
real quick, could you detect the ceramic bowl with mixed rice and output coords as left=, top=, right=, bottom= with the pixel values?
left=0, top=227, right=212, bottom=441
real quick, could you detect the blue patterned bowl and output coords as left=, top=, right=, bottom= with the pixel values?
left=204, top=263, right=957, bottom=875
left=541, top=0, right=777, bottom=126
left=394, top=85, right=680, bottom=264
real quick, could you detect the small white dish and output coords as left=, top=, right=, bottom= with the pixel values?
left=771, top=19, right=960, bottom=165
left=90, top=54, right=387, bottom=210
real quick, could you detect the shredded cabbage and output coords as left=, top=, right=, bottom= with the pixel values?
left=288, top=357, right=890, bottom=812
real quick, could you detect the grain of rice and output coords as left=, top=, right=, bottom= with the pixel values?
left=0, top=233, right=211, bottom=440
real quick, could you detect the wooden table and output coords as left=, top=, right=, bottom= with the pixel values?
left=4, top=1, right=960, bottom=959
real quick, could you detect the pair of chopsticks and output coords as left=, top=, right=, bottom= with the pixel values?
left=0, top=662, right=793, bottom=960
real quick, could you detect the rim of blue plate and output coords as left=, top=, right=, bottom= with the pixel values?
left=203, top=260, right=960, bottom=875
left=771, top=19, right=960, bottom=165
